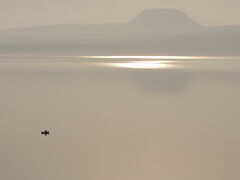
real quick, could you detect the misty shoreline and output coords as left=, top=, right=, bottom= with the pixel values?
left=0, top=9, right=239, bottom=55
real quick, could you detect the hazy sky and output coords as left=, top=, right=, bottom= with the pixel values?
left=1, top=0, right=240, bottom=30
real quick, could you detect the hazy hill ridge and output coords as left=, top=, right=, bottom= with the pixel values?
left=0, top=9, right=239, bottom=55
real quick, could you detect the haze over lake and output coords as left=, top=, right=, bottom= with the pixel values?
left=1, top=55, right=240, bottom=180
left=1, top=3, right=240, bottom=179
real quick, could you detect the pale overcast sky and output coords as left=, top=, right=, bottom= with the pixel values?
left=1, top=0, right=240, bottom=30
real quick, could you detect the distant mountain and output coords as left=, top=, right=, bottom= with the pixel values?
left=0, top=9, right=239, bottom=55
left=128, top=9, right=202, bottom=30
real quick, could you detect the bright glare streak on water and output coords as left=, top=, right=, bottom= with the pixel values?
left=0, top=55, right=240, bottom=71
left=76, top=55, right=227, bottom=60
left=101, top=60, right=175, bottom=69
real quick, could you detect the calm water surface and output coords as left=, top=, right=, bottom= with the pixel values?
left=1, top=55, right=240, bottom=180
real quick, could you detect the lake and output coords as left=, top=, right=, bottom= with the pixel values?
left=1, top=55, right=240, bottom=180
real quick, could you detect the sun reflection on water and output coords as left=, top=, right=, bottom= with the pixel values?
left=101, top=60, right=175, bottom=69
left=73, top=55, right=240, bottom=70
left=75, top=55, right=187, bottom=69
left=76, top=55, right=222, bottom=60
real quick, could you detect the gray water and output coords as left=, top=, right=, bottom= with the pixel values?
left=1, top=55, right=240, bottom=180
